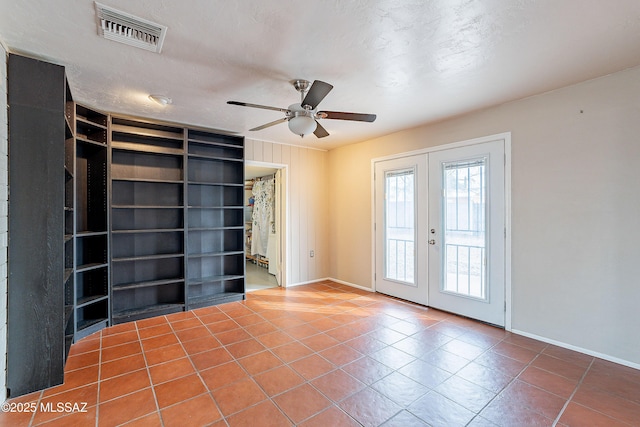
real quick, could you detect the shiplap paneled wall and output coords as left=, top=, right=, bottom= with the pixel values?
left=0, top=43, right=8, bottom=402
left=245, top=138, right=329, bottom=286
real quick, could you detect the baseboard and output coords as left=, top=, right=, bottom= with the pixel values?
left=285, top=277, right=332, bottom=288
left=327, top=278, right=374, bottom=292
left=511, top=329, right=640, bottom=371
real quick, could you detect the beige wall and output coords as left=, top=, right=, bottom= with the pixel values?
left=328, top=66, right=640, bottom=366
left=245, top=139, right=329, bottom=285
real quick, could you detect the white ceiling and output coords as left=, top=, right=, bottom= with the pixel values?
left=2, top=1, right=640, bottom=149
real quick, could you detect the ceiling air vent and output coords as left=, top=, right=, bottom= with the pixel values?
left=94, top=2, right=167, bottom=53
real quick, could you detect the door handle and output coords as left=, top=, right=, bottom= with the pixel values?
left=429, top=239, right=436, bottom=245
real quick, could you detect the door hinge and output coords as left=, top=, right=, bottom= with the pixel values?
left=504, top=301, right=507, bottom=312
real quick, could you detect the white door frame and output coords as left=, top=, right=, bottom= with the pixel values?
left=371, top=132, right=512, bottom=330
left=246, top=160, right=289, bottom=288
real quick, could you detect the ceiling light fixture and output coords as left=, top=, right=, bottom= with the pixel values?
left=149, top=94, right=172, bottom=106
left=287, top=103, right=317, bottom=137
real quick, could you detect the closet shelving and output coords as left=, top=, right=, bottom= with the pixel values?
left=72, top=104, right=110, bottom=340
left=186, top=130, right=245, bottom=309
left=110, top=117, right=186, bottom=323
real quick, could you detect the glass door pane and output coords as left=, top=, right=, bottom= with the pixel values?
left=385, top=168, right=415, bottom=284
left=442, top=158, right=486, bottom=299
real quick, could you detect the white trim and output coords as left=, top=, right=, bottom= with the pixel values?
left=327, top=277, right=375, bottom=292
left=512, top=329, right=640, bottom=371
left=245, top=137, right=328, bottom=152
left=370, top=132, right=512, bottom=329
left=287, top=277, right=331, bottom=288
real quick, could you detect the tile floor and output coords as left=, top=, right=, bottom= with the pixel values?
left=245, top=261, right=279, bottom=292
left=2, top=281, right=640, bottom=426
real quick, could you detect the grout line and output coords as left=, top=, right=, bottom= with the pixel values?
left=134, top=319, right=164, bottom=427
left=552, top=357, right=595, bottom=427
left=94, top=331, right=102, bottom=427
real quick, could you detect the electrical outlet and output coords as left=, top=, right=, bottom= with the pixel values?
left=310, top=250, right=315, bottom=258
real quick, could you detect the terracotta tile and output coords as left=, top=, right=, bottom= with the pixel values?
left=148, top=357, right=195, bottom=384
left=397, top=358, right=452, bottom=389
left=192, top=304, right=222, bottom=316
left=311, top=369, right=365, bottom=402
left=173, top=325, right=211, bottom=342
left=408, top=391, right=476, bottom=427
left=200, top=361, right=249, bottom=391
left=211, top=378, right=267, bottom=416
left=474, top=350, right=527, bottom=377
left=455, top=361, right=513, bottom=394
left=387, top=319, right=423, bottom=336
left=412, top=328, right=454, bottom=348
left=97, top=387, right=157, bottom=427
left=339, top=387, right=403, bottom=427
left=196, top=311, right=229, bottom=325
left=101, top=341, right=142, bottom=363
left=391, top=336, right=436, bottom=359
left=325, top=324, right=365, bottom=342
left=531, top=354, right=589, bottom=382
left=144, top=343, right=187, bottom=365
left=226, top=400, right=293, bottom=427
left=160, top=393, right=222, bottom=427
left=136, top=315, right=169, bottom=329
left=206, top=319, right=240, bottom=334
left=253, top=365, right=306, bottom=396
left=100, top=353, right=146, bottom=380
left=491, top=341, right=539, bottom=364
left=165, top=310, right=196, bottom=321
left=64, top=350, right=100, bottom=372
left=101, top=330, right=139, bottom=348
left=244, top=321, right=278, bottom=337
left=170, top=318, right=203, bottom=331
left=343, top=356, right=395, bottom=385
left=319, top=344, right=362, bottom=367
left=290, top=354, right=336, bottom=380
left=457, top=330, right=502, bottom=350
left=189, top=347, right=233, bottom=371
left=255, top=330, right=295, bottom=347
left=435, top=375, right=497, bottom=412
left=99, top=369, right=151, bottom=403
left=558, top=402, right=630, bottom=427
left=503, top=334, right=548, bottom=352
left=120, top=411, right=163, bottom=427
left=233, top=313, right=265, bottom=326
left=519, top=366, right=578, bottom=399
left=379, top=410, right=430, bottom=427
left=153, top=374, right=208, bottom=409
left=44, top=364, right=99, bottom=395
left=283, top=323, right=321, bottom=340
left=215, top=328, right=252, bottom=345
left=370, top=346, right=416, bottom=370
left=273, top=383, right=332, bottom=423
left=429, top=321, right=469, bottom=338
left=572, top=382, right=640, bottom=425
left=0, top=405, right=36, bottom=426
left=308, top=317, right=342, bottom=332
left=180, top=335, right=221, bottom=355
left=480, top=393, right=555, bottom=426
left=225, top=338, right=266, bottom=359
left=301, top=332, right=341, bottom=352
left=217, top=302, right=253, bottom=317
left=372, top=371, right=430, bottom=406
left=298, top=405, right=360, bottom=427
left=32, top=384, right=98, bottom=425
left=34, top=404, right=97, bottom=427
left=101, top=322, right=136, bottom=336
left=499, top=380, right=566, bottom=420
left=137, top=323, right=173, bottom=339
left=440, top=338, right=486, bottom=360
left=345, top=334, right=388, bottom=355
left=367, top=327, right=407, bottom=345
left=271, top=341, right=313, bottom=363
left=237, top=350, right=283, bottom=375
left=465, top=416, right=500, bottom=427
left=542, top=344, right=594, bottom=367
left=140, top=333, right=179, bottom=352
left=270, top=314, right=305, bottom=329
left=68, top=337, right=100, bottom=357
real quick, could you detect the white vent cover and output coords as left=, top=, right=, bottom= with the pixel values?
left=95, top=2, right=167, bottom=53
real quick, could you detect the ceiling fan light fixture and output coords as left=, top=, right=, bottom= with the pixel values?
left=149, top=94, right=172, bottom=106
left=288, top=114, right=316, bottom=137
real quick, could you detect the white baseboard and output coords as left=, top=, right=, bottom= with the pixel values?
left=285, top=277, right=374, bottom=293
left=511, top=329, right=640, bottom=371
left=285, top=277, right=331, bottom=288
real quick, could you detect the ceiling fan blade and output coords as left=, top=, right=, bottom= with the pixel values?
left=301, top=80, right=333, bottom=109
left=249, top=117, right=288, bottom=131
left=317, top=110, right=377, bottom=122
left=313, top=121, right=329, bottom=138
left=227, top=101, right=289, bottom=113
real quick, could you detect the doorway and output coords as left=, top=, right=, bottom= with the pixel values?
left=373, top=135, right=509, bottom=326
left=245, top=162, right=287, bottom=292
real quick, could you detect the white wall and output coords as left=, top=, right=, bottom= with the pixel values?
left=0, top=41, right=8, bottom=402
left=245, top=139, right=329, bottom=285
left=328, top=66, right=640, bottom=366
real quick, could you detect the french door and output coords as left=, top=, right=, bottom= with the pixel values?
left=374, top=139, right=506, bottom=326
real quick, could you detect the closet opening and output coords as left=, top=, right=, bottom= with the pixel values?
left=245, top=161, right=287, bottom=291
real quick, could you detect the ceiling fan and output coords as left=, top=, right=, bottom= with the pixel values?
left=228, top=79, right=376, bottom=138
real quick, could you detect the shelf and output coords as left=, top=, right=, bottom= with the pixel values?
left=76, top=230, right=108, bottom=237
left=76, top=318, right=108, bottom=338
left=188, top=138, right=243, bottom=148
left=112, top=303, right=184, bottom=324
left=76, top=294, right=108, bottom=308
left=187, top=275, right=244, bottom=286
left=64, top=234, right=73, bottom=242
left=111, top=177, right=183, bottom=184
left=76, top=136, right=107, bottom=147
left=111, top=123, right=184, bottom=141
left=64, top=305, right=73, bottom=325
left=113, top=253, right=184, bottom=263
left=188, top=293, right=244, bottom=308
left=187, top=205, right=244, bottom=209
left=76, top=116, right=107, bottom=130
left=76, top=263, right=108, bottom=273
left=112, top=205, right=183, bottom=209
left=187, top=153, right=243, bottom=162
left=112, top=228, right=184, bottom=234
left=64, top=268, right=73, bottom=284
left=188, top=181, right=243, bottom=187
left=113, top=278, right=185, bottom=291
left=187, top=251, right=244, bottom=259
left=188, top=226, right=244, bottom=231
left=111, top=141, right=184, bottom=156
